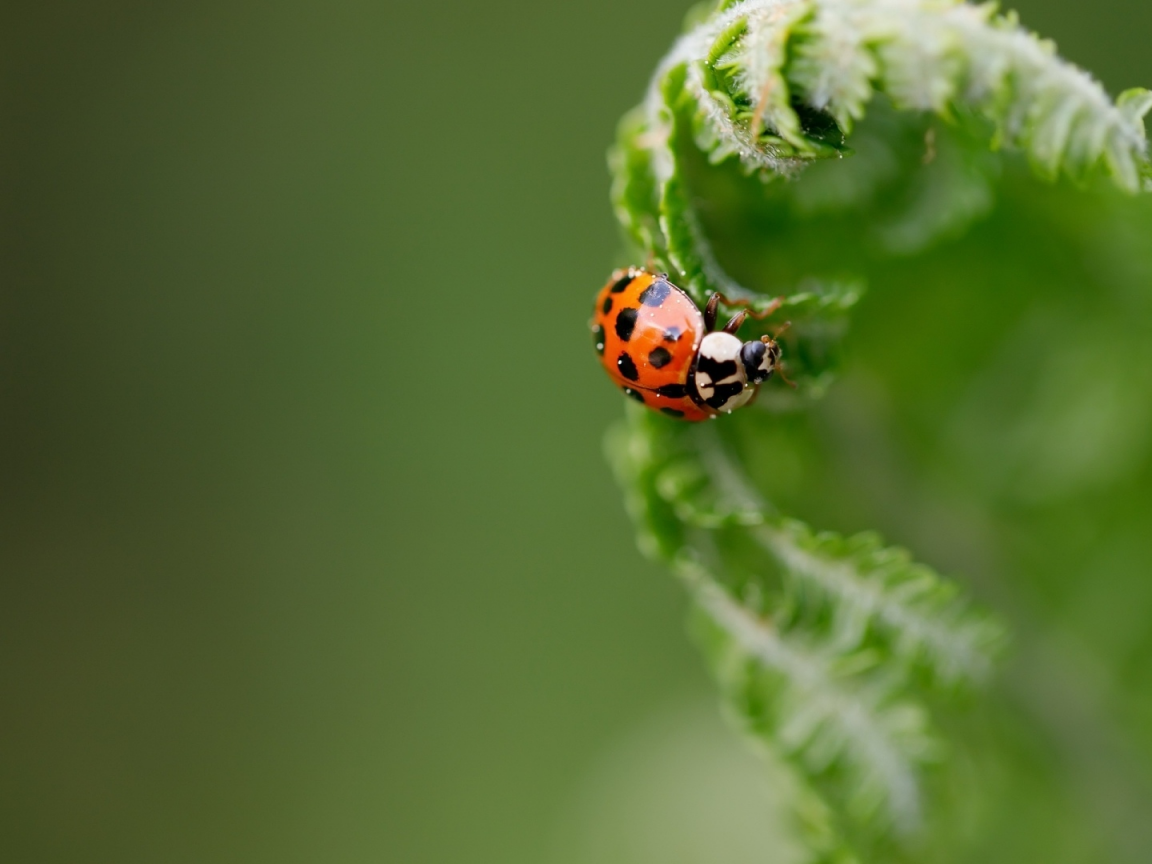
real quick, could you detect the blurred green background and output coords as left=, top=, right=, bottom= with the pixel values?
left=2, top=2, right=1151, bottom=863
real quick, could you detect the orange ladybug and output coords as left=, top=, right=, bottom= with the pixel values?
left=591, top=268, right=781, bottom=421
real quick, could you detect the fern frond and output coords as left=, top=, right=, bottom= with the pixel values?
left=696, top=439, right=1005, bottom=686
left=679, top=555, right=935, bottom=835
left=756, top=521, right=1003, bottom=685
left=706, top=0, right=1150, bottom=186
left=615, top=0, right=1152, bottom=307
left=607, top=409, right=1004, bottom=844
left=602, top=1, right=1149, bottom=858
left=651, top=430, right=1005, bottom=689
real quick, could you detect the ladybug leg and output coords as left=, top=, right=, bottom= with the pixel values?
left=704, top=293, right=721, bottom=332
left=714, top=292, right=784, bottom=320
left=775, top=361, right=798, bottom=390
left=722, top=310, right=748, bottom=335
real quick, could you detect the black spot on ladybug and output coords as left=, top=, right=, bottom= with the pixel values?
left=610, top=274, right=634, bottom=293
left=656, top=383, right=688, bottom=398
left=622, top=387, right=646, bottom=403
left=615, top=307, right=638, bottom=341
left=648, top=346, right=672, bottom=368
left=695, top=353, right=744, bottom=410
left=704, top=381, right=744, bottom=410
left=639, top=280, right=672, bottom=307
left=660, top=407, right=685, bottom=418
left=601, top=296, right=613, bottom=315
left=592, top=324, right=605, bottom=355
left=696, top=353, right=738, bottom=384
left=662, top=326, right=682, bottom=343
left=617, top=352, right=639, bottom=381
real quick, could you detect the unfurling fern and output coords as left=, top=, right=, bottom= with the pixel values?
left=602, top=1, right=1151, bottom=861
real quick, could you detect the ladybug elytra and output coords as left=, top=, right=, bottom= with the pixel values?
left=591, top=268, right=781, bottom=421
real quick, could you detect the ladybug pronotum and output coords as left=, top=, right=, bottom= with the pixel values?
left=590, top=268, right=781, bottom=421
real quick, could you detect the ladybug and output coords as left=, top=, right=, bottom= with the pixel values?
left=591, top=268, right=782, bottom=421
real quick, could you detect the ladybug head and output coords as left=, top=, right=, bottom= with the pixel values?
left=740, top=336, right=780, bottom=385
